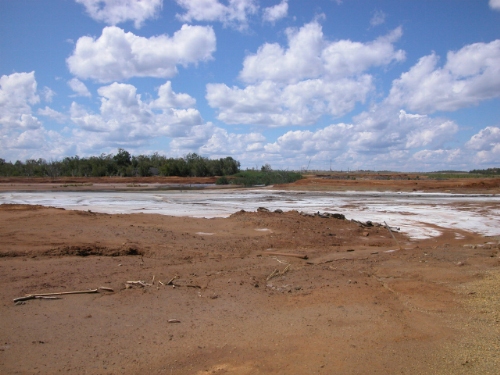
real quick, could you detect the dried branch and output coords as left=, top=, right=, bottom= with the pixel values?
left=13, top=289, right=98, bottom=303
left=263, top=252, right=308, bottom=260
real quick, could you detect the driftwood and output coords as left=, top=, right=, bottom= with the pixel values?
left=263, top=252, right=308, bottom=260
left=13, top=289, right=98, bottom=303
left=384, top=221, right=402, bottom=250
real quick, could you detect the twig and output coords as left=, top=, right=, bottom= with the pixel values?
left=271, top=257, right=289, bottom=264
left=263, top=252, right=308, bottom=260
left=266, top=269, right=279, bottom=281
left=384, top=221, right=402, bottom=250
left=166, top=276, right=179, bottom=285
left=267, top=264, right=291, bottom=281
left=13, top=289, right=98, bottom=303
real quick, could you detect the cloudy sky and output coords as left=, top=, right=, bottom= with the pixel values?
left=1, top=0, right=500, bottom=171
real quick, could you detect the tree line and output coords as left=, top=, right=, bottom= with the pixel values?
left=0, top=149, right=241, bottom=178
left=469, top=168, right=500, bottom=175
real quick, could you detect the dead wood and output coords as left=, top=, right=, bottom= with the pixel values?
left=384, top=221, right=402, bottom=250
left=13, top=289, right=98, bottom=303
left=166, top=276, right=179, bottom=285
left=263, top=252, right=308, bottom=260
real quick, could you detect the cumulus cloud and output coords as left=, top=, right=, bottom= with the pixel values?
left=412, top=149, right=462, bottom=166
left=0, top=71, right=40, bottom=130
left=70, top=81, right=202, bottom=147
left=370, top=10, right=386, bottom=26
left=490, top=0, right=500, bottom=11
left=67, top=25, right=216, bottom=82
left=262, top=0, right=288, bottom=23
left=68, top=78, right=91, bottom=97
left=264, top=123, right=354, bottom=157
left=465, top=126, right=500, bottom=165
left=387, top=40, right=500, bottom=113
left=466, top=126, right=500, bottom=150
left=175, top=0, right=258, bottom=29
left=349, top=104, right=459, bottom=153
left=207, top=22, right=404, bottom=126
left=240, top=23, right=404, bottom=83
left=75, top=0, right=163, bottom=28
left=37, top=106, right=67, bottom=123
left=151, top=81, right=196, bottom=108
left=207, top=76, right=372, bottom=126
left=201, top=128, right=265, bottom=154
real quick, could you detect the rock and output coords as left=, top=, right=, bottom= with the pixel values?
left=331, top=213, right=345, bottom=220
left=274, top=209, right=283, bottom=213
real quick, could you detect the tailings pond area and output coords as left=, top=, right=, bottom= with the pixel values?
left=0, top=179, right=499, bottom=374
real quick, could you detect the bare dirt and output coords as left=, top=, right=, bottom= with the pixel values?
left=1, top=176, right=499, bottom=374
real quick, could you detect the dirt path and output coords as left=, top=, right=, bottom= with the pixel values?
left=1, top=201, right=499, bottom=374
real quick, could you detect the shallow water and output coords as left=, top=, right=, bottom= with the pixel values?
left=1, top=189, right=499, bottom=239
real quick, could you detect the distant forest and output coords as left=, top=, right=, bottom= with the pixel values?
left=0, top=149, right=240, bottom=178
left=469, top=168, right=500, bottom=175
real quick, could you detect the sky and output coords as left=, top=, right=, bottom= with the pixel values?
left=1, top=0, right=500, bottom=171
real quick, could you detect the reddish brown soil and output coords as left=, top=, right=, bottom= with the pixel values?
left=278, top=174, right=500, bottom=194
left=1, top=178, right=499, bottom=374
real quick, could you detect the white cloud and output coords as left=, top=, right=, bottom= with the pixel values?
left=207, top=76, right=372, bottom=126
left=68, top=78, right=91, bottom=97
left=37, top=106, right=67, bottom=123
left=69, top=81, right=202, bottom=148
left=370, top=10, right=386, bottom=26
left=9, top=128, right=48, bottom=150
left=42, top=87, right=56, bottom=102
left=388, top=40, right=500, bottom=113
left=413, top=149, right=461, bottom=163
left=75, top=0, right=163, bottom=28
left=67, top=25, right=216, bottom=83
left=264, top=123, right=354, bottom=157
left=466, top=126, right=500, bottom=151
left=175, top=0, right=258, bottom=29
left=152, top=81, right=196, bottom=108
left=490, top=0, right=500, bottom=11
left=168, top=123, right=266, bottom=158
left=240, top=23, right=404, bottom=83
left=262, top=0, right=288, bottom=23
left=200, top=127, right=265, bottom=154
left=0, top=71, right=40, bottom=130
left=208, top=22, right=404, bottom=126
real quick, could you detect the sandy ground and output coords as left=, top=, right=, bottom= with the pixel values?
left=1, top=176, right=500, bottom=374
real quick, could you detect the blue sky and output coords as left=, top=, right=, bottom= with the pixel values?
left=1, top=0, right=500, bottom=171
